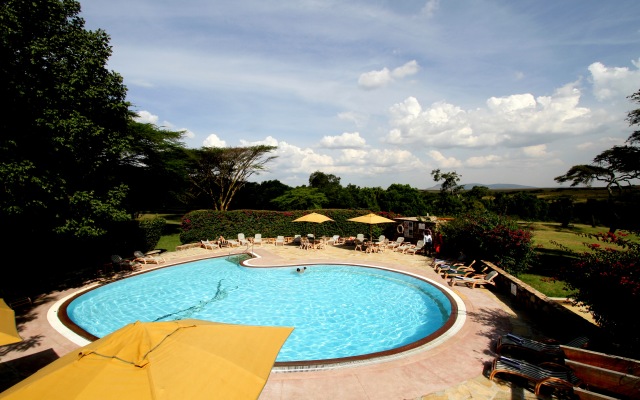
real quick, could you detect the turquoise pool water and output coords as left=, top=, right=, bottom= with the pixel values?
left=65, top=258, right=453, bottom=363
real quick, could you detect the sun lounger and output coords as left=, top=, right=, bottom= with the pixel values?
left=496, top=333, right=589, bottom=362
left=489, top=355, right=581, bottom=395
left=448, top=270, right=497, bottom=288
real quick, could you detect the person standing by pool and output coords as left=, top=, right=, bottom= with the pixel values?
left=424, top=229, right=433, bottom=256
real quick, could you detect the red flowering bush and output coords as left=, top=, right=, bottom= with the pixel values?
left=553, top=231, right=640, bottom=356
left=439, top=211, right=537, bottom=275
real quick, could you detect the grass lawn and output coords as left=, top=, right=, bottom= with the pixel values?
left=519, top=222, right=638, bottom=297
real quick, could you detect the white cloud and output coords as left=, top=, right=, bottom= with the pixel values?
left=133, top=110, right=159, bottom=124
left=521, top=144, right=549, bottom=158
left=466, top=154, right=502, bottom=168
left=319, top=132, right=366, bottom=149
left=358, top=67, right=392, bottom=90
left=181, top=129, right=196, bottom=139
left=386, top=83, right=596, bottom=149
left=358, top=60, right=420, bottom=90
left=391, top=60, right=420, bottom=79
left=589, top=59, right=640, bottom=101
left=203, top=134, right=227, bottom=148
left=427, top=150, right=462, bottom=168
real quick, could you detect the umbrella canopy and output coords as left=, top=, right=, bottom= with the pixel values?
left=0, top=320, right=293, bottom=400
left=347, top=213, right=396, bottom=240
left=292, top=212, right=333, bottom=224
left=292, top=213, right=333, bottom=240
left=0, top=299, right=22, bottom=346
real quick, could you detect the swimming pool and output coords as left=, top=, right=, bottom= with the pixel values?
left=60, top=257, right=460, bottom=367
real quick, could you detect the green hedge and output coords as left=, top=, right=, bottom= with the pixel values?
left=179, top=209, right=402, bottom=244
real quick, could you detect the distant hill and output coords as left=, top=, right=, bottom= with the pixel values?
left=427, top=183, right=537, bottom=190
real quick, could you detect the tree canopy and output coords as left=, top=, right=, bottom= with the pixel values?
left=1, top=0, right=131, bottom=243
left=186, top=145, right=278, bottom=210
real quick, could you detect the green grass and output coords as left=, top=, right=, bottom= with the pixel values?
left=518, top=273, right=576, bottom=298
left=517, top=222, right=638, bottom=297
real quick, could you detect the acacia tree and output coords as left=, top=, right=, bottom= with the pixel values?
left=555, top=90, right=640, bottom=231
left=0, top=0, right=133, bottom=284
left=431, top=169, right=465, bottom=215
left=186, top=145, right=277, bottom=210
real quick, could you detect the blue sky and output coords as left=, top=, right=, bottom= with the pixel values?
left=79, top=0, right=640, bottom=189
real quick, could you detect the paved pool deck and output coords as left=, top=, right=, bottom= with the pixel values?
left=0, top=242, right=555, bottom=399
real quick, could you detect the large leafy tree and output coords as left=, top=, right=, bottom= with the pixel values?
left=186, top=145, right=277, bottom=210
left=555, top=90, right=640, bottom=231
left=121, top=120, right=189, bottom=214
left=270, top=186, right=328, bottom=210
left=430, top=169, right=465, bottom=215
left=0, top=0, right=132, bottom=273
left=308, top=171, right=343, bottom=208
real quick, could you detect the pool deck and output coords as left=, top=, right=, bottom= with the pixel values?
left=0, top=243, right=549, bottom=399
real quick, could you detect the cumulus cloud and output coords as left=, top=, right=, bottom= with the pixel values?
left=180, top=129, right=196, bottom=139
left=427, top=150, right=462, bottom=168
left=358, top=67, right=392, bottom=90
left=133, top=111, right=195, bottom=139
left=319, top=132, right=366, bottom=149
left=358, top=60, right=420, bottom=90
left=466, top=154, right=502, bottom=168
left=203, top=133, right=227, bottom=147
left=391, top=60, right=419, bottom=79
left=521, top=144, right=550, bottom=158
left=134, top=110, right=159, bottom=124
left=385, top=83, right=596, bottom=149
left=589, top=59, right=640, bottom=101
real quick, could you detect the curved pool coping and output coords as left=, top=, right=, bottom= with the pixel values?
left=47, top=252, right=466, bottom=372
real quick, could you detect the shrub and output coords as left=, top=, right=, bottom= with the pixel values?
left=553, top=231, right=640, bottom=357
left=139, top=217, right=166, bottom=251
left=179, top=209, right=403, bottom=244
left=439, top=210, right=537, bottom=275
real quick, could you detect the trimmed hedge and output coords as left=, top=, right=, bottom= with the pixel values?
left=179, top=209, right=403, bottom=244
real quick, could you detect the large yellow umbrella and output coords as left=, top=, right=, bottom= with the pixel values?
left=0, top=299, right=22, bottom=346
left=0, top=320, right=293, bottom=400
left=292, top=212, right=334, bottom=241
left=347, top=213, right=396, bottom=240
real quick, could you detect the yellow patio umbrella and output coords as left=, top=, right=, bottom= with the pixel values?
left=292, top=212, right=334, bottom=241
left=0, top=299, right=22, bottom=346
left=0, top=320, right=293, bottom=400
left=347, top=213, right=396, bottom=240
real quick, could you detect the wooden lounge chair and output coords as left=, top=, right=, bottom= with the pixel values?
left=496, top=333, right=589, bottom=362
left=441, top=262, right=483, bottom=279
left=201, top=240, right=219, bottom=250
left=405, top=240, right=425, bottom=255
left=111, top=255, right=140, bottom=271
left=133, top=250, right=166, bottom=264
left=489, top=356, right=581, bottom=395
left=387, top=237, right=404, bottom=250
left=448, top=270, right=498, bottom=288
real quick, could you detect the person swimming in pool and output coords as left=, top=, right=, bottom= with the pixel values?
left=296, top=267, right=307, bottom=273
